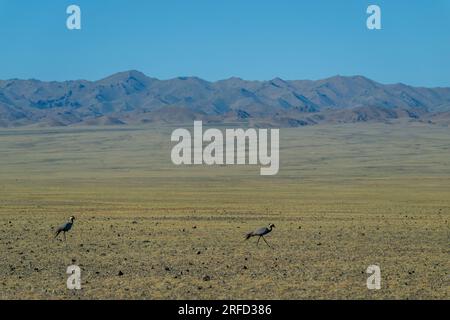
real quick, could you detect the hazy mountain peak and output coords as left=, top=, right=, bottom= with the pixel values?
left=173, top=76, right=211, bottom=84
left=226, top=76, right=244, bottom=81
left=98, top=70, right=151, bottom=84
left=270, top=77, right=288, bottom=87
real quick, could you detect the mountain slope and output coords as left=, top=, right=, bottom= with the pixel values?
left=1, top=71, right=449, bottom=127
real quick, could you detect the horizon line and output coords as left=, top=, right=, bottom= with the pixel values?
left=1, top=70, right=449, bottom=89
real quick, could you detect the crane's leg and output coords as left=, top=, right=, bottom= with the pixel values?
left=64, top=232, right=66, bottom=241
left=262, top=236, right=272, bottom=248
left=256, top=236, right=261, bottom=246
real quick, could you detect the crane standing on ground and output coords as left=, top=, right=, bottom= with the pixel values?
left=54, top=216, right=75, bottom=241
left=245, top=224, right=275, bottom=248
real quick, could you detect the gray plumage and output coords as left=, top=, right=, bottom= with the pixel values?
left=245, top=224, right=275, bottom=248
left=54, top=216, right=75, bottom=241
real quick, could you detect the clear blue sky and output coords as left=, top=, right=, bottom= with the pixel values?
left=0, top=0, right=449, bottom=87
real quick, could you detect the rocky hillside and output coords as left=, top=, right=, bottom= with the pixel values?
left=1, top=70, right=450, bottom=127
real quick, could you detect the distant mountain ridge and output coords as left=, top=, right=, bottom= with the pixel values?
left=1, top=70, right=450, bottom=128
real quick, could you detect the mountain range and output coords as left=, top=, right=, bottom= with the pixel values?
left=1, top=70, right=450, bottom=128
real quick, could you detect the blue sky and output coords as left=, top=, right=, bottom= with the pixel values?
left=0, top=0, right=449, bottom=86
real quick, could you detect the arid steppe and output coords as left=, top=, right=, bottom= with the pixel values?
left=0, top=123, right=449, bottom=299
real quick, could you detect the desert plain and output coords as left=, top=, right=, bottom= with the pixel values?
left=0, top=123, right=448, bottom=299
